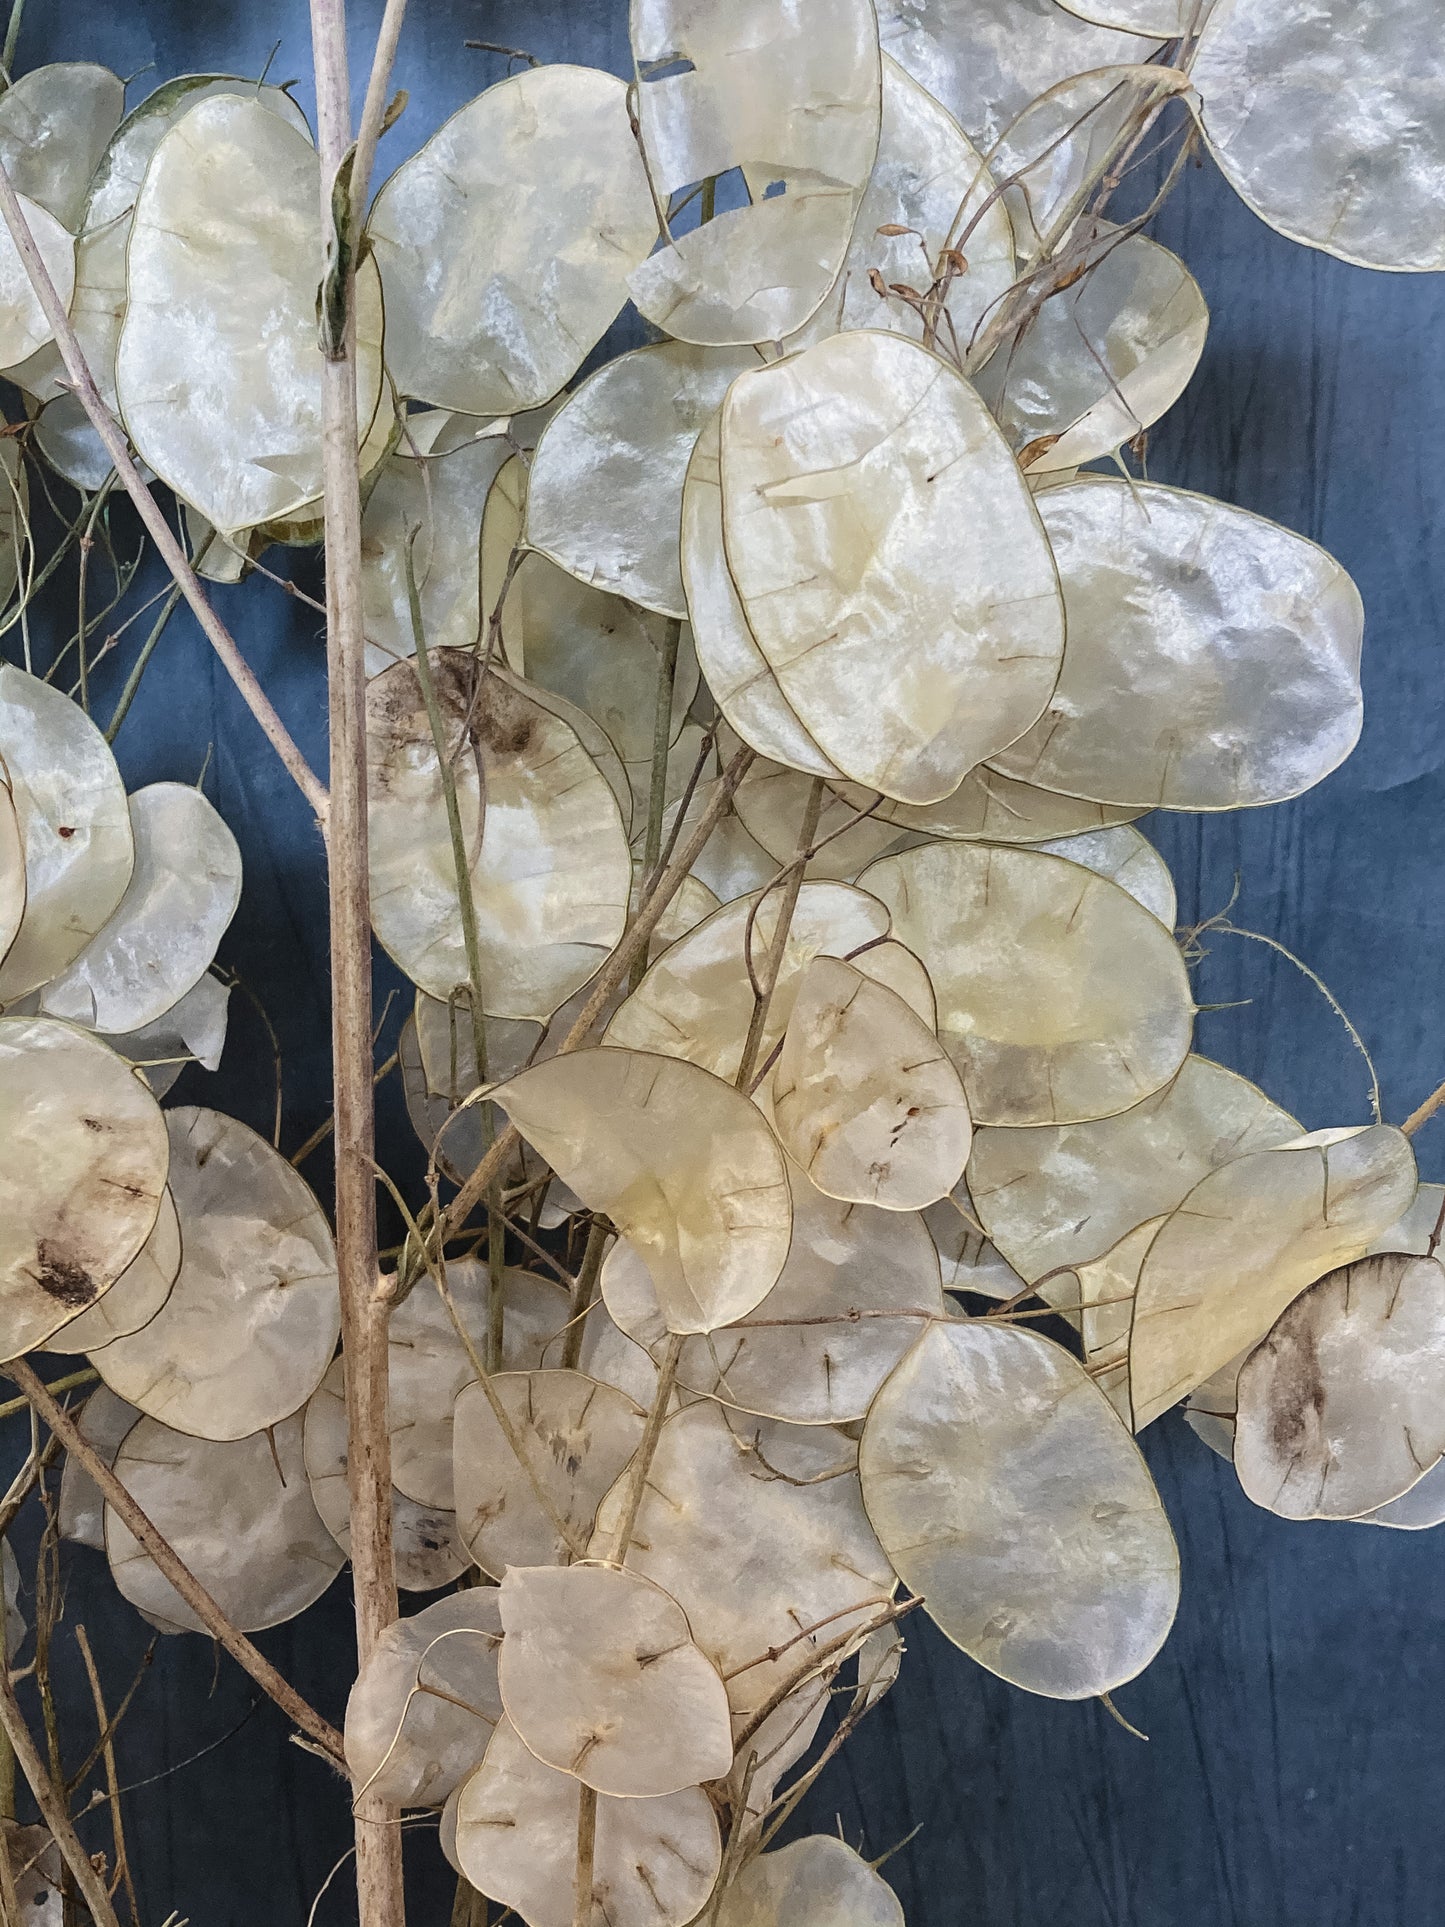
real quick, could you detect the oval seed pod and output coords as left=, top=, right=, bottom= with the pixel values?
left=713, top=1836, right=904, bottom=1927
left=0, top=663, right=134, bottom=1002
left=1129, top=1125, right=1419, bottom=1430
left=1233, top=1254, right=1445, bottom=1521
left=1358, top=1460, right=1445, bottom=1533
left=525, top=341, right=758, bottom=620
left=860, top=1321, right=1179, bottom=1697
left=366, top=653, right=631, bottom=1022
left=303, top=1357, right=468, bottom=1594
left=1192, top=0, right=1445, bottom=271
left=368, top=67, right=657, bottom=415
left=389, top=1263, right=569, bottom=1510
left=46, top=1187, right=181, bottom=1354
left=90, top=1107, right=340, bottom=1440
left=115, top=94, right=385, bottom=534
left=875, top=0, right=1161, bottom=153
left=455, top=1716, right=720, bottom=1927
left=992, top=481, right=1365, bottom=810
left=0, top=1016, right=168, bottom=1362
left=39, top=783, right=242, bottom=1035
left=681, top=413, right=841, bottom=778
left=861, top=841, right=1194, bottom=1126
left=452, top=1369, right=645, bottom=1579
left=344, top=1590, right=503, bottom=1808
left=105, top=1411, right=343, bottom=1634
left=498, top=1565, right=733, bottom=1796
left=968, top=1055, right=1300, bottom=1283
left=601, top=1163, right=944, bottom=1425
left=0, top=64, right=123, bottom=227
left=718, top=332, right=1064, bottom=805
left=979, top=228, right=1207, bottom=473
left=590, top=1399, right=893, bottom=1728
left=771, top=955, right=973, bottom=1210
left=606, top=878, right=892, bottom=1081
left=494, top=1049, right=793, bottom=1335
left=628, top=0, right=882, bottom=346
left=785, top=55, right=1015, bottom=367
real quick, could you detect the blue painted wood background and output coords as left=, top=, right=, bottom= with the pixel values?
left=7, top=3, right=1445, bottom=1922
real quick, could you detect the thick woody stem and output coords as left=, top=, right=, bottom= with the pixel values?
left=0, top=159, right=329, bottom=828
left=307, top=3, right=406, bottom=1923
left=6, top=1362, right=344, bottom=1764
left=0, top=1670, right=120, bottom=1927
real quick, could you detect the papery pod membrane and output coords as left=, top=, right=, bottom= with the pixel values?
left=367, top=653, right=631, bottom=1020
left=861, top=841, right=1194, bottom=1127
left=968, top=1054, right=1300, bottom=1283
left=604, top=878, right=891, bottom=1083
left=344, top=1590, right=502, bottom=1807
left=494, top=1048, right=792, bottom=1334
left=0, top=63, right=124, bottom=227
left=115, top=94, right=385, bottom=534
left=923, top=1183, right=1027, bottom=1300
left=1359, top=1459, right=1445, bottom=1532
left=368, top=67, right=657, bottom=414
left=1233, top=1254, right=1445, bottom=1521
left=875, top=766, right=1142, bottom=842
left=978, top=226, right=1207, bottom=472
left=497, top=1564, right=733, bottom=1796
left=590, top=1398, right=893, bottom=1727
left=681, top=412, right=841, bottom=777
left=1191, top=0, right=1445, bottom=271
left=771, top=954, right=973, bottom=1210
left=627, top=0, right=883, bottom=346
left=13, top=219, right=126, bottom=416
left=718, top=331, right=1065, bottom=804
left=1055, top=1214, right=1169, bottom=1423
left=731, top=759, right=900, bottom=884
left=1369, top=1182, right=1445, bottom=1258
left=1057, top=0, right=1202, bottom=29
left=84, top=73, right=312, bottom=230
left=992, top=481, right=1366, bottom=810
left=500, top=555, right=699, bottom=766
left=713, top=1836, right=904, bottom=1927
left=785, top=55, right=1015, bottom=369
left=40, top=783, right=242, bottom=1034
left=0, top=661, right=133, bottom=1003
left=105, top=1410, right=343, bottom=1634
left=303, top=1357, right=469, bottom=1593
left=360, top=415, right=510, bottom=671
left=525, top=341, right=757, bottom=619
left=90, top=1107, right=340, bottom=1440
left=1034, top=824, right=1176, bottom=927
left=452, top=1369, right=645, bottom=1579
left=4, top=1826, right=61, bottom=1922
left=59, top=1386, right=140, bottom=1551
left=455, top=1715, right=720, bottom=1927
left=388, top=1261, right=569, bottom=1509
left=1128, top=1125, right=1419, bottom=1429
left=860, top=1321, right=1179, bottom=1697
left=0, top=192, right=72, bottom=373
left=0, top=755, right=24, bottom=968
left=1181, top=1346, right=1249, bottom=1462
left=0, top=1015, right=168, bottom=1362
left=875, top=0, right=1161, bottom=152
left=100, top=971, right=231, bottom=1099
left=600, top=1161, right=945, bottom=1423
left=46, top=1186, right=181, bottom=1354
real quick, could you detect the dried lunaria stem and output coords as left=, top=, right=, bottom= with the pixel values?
left=0, top=3, right=1441, bottom=1925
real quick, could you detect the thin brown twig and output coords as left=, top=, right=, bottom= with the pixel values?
left=73, top=1628, right=139, bottom=1924
left=0, top=1667, right=121, bottom=1927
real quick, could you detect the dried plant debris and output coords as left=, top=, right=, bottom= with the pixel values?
left=861, top=1322, right=1179, bottom=1697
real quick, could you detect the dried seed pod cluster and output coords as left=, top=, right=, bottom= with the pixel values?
left=1, top=5, right=1443, bottom=1922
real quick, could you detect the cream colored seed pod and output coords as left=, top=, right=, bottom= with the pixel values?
left=860, top=1321, right=1180, bottom=1698
left=713, top=1835, right=904, bottom=1927
left=498, top=1564, right=733, bottom=1796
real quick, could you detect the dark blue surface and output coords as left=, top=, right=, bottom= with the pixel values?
left=5, top=4, right=1445, bottom=1923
